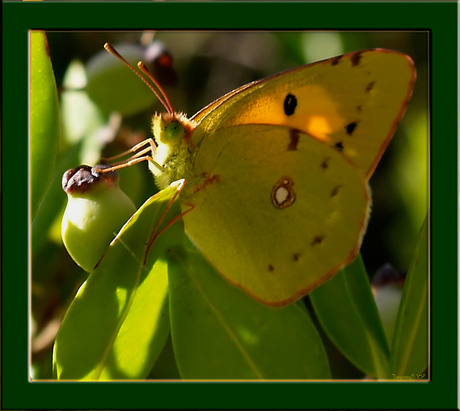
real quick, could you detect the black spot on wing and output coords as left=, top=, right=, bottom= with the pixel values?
left=334, top=141, right=344, bottom=152
left=330, top=185, right=341, bottom=197
left=293, top=253, right=301, bottom=262
left=311, top=235, right=324, bottom=246
left=268, top=264, right=275, bottom=272
left=284, top=93, right=297, bottom=116
left=346, top=121, right=359, bottom=136
left=321, top=157, right=330, bottom=170
left=331, top=55, right=342, bottom=66
left=288, top=128, right=300, bottom=151
left=350, top=51, right=364, bottom=67
left=366, top=81, right=376, bottom=92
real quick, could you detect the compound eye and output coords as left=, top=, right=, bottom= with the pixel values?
left=165, top=121, right=185, bottom=143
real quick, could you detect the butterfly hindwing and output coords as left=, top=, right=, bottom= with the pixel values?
left=183, top=124, right=370, bottom=306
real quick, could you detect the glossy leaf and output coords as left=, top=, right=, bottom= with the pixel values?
left=53, top=185, right=183, bottom=380
left=30, top=31, right=60, bottom=219
left=167, top=238, right=330, bottom=380
left=390, top=214, right=428, bottom=376
left=310, top=254, right=390, bottom=378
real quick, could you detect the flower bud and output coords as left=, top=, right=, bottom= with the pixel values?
left=61, top=165, right=136, bottom=272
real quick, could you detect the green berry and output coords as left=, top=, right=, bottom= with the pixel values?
left=61, top=165, right=136, bottom=272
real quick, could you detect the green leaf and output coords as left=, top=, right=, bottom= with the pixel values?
left=167, top=239, right=330, bottom=380
left=86, top=44, right=156, bottom=116
left=390, top=214, right=428, bottom=376
left=32, top=142, right=82, bottom=258
left=30, top=31, right=60, bottom=220
left=148, top=334, right=181, bottom=379
left=53, top=185, right=183, bottom=380
left=310, top=254, right=390, bottom=378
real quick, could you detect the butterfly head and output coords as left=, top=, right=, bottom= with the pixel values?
left=149, top=112, right=197, bottom=189
left=152, top=111, right=195, bottom=147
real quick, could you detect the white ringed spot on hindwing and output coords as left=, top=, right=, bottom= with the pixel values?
left=271, top=176, right=295, bottom=209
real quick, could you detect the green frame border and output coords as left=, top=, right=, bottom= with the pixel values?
left=2, top=1, right=457, bottom=410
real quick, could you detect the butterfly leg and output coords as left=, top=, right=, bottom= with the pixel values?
left=95, top=138, right=163, bottom=173
left=144, top=184, right=195, bottom=263
left=101, top=138, right=157, bottom=163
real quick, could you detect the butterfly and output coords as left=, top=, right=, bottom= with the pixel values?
left=104, top=46, right=416, bottom=306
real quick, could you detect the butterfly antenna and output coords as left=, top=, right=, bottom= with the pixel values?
left=137, top=61, right=174, bottom=115
left=104, top=43, right=173, bottom=116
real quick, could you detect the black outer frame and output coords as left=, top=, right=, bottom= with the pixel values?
left=1, top=1, right=456, bottom=410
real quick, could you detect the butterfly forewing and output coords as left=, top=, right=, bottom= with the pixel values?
left=192, top=49, right=415, bottom=180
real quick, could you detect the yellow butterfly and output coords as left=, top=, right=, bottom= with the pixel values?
left=106, top=46, right=416, bottom=306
